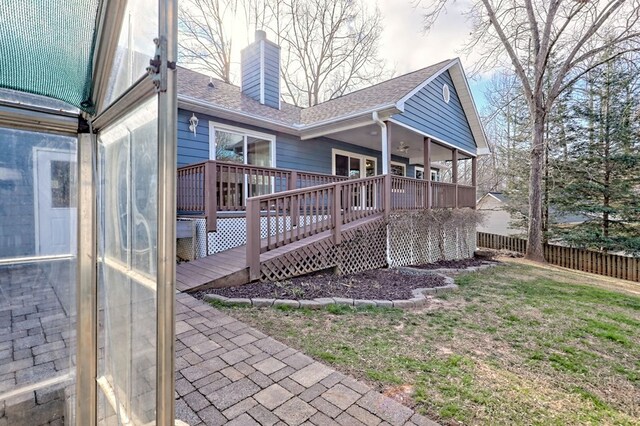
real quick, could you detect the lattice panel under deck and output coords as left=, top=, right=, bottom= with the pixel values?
left=388, top=211, right=477, bottom=267
left=176, top=218, right=207, bottom=261
left=205, top=215, right=328, bottom=255
left=260, top=218, right=387, bottom=282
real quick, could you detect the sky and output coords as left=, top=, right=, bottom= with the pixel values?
left=214, top=0, right=492, bottom=111
left=371, top=0, right=491, bottom=111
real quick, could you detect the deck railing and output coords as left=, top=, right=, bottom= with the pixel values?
left=177, top=161, right=477, bottom=234
left=431, top=181, right=457, bottom=208
left=177, top=160, right=347, bottom=231
left=246, top=175, right=388, bottom=279
left=391, top=176, right=429, bottom=210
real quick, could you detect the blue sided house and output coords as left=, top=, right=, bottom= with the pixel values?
left=174, top=30, right=490, bottom=290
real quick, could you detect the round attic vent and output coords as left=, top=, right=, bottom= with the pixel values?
left=442, top=84, right=450, bottom=103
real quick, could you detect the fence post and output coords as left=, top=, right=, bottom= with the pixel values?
left=333, top=185, right=342, bottom=245
left=204, top=161, right=217, bottom=232
left=246, top=198, right=261, bottom=281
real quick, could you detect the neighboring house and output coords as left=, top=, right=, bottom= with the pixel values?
left=477, top=192, right=588, bottom=237
left=476, top=192, right=524, bottom=236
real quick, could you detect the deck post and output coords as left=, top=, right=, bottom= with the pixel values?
left=384, top=174, right=391, bottom=218
left=452, top=148, right=458, bottom=209
left=424, top=137, right=431, bottom=209
left=471, top=156, right=477, bottom=209
left=289, top=170, right=299, bottom=224
left=246, top=198, right=261, bottom=281
left=204, top=161, right=217, bottom=232
left=333, top=184, right=342, bottom=244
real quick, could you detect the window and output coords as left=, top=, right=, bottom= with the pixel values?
left=415, top=166, right=440, bottom=181
left=210, top=122, right=275, bottom=167
left=332, top=149, right=376, bottom=178
left=390, top=162, right=406, bottom=177
left=443, top=84, right=450, bottom=103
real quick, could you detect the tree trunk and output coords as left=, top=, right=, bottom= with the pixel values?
left=526, top=111, right=546, bottom=262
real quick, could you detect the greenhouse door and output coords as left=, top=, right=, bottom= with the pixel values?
left=75, top=0, right=177, bottom=424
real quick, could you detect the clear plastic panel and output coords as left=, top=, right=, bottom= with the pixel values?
left=103, top=0, right=159, bottom=108
left=0, top=127, right=77, bottom=424
left=97, top=97, right=157, bottom=425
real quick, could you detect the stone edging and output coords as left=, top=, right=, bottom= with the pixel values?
left=204, top=274, right=458, bottom=310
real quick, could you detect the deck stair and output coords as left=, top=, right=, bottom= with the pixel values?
left=176, top=213, right=384, bottom=292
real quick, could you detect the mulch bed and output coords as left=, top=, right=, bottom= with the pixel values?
left=410, top=257, right=489, bottom=270
left=205, top=268, right=446, bottom=301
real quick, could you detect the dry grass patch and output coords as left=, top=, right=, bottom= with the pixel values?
left=215, top=262, right=640, bottom=425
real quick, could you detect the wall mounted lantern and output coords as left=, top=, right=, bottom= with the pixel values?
left=189, top=113, right=199, bottom=136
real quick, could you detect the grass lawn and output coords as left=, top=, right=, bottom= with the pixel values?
left=214, top=260, right=640, bottom=425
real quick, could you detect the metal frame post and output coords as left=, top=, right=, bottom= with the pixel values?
left=156, top=0, right=178, bottom=423
left=75, top=133, right=97, bottom=426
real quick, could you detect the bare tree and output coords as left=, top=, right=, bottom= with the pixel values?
left=178, top=0, right=239, bottom=83
left=265, top=0, right=390, bottom=106
left=420, top=0, right=640, bottom=261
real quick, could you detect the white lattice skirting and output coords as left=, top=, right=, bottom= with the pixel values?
left=206, top=215, right=328, bottom=256
left=387, top=211, right=477, bottom=267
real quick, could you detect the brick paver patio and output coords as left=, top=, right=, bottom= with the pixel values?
left=176, top=292, right=438, bottom=426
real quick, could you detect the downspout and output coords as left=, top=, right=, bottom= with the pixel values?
left=372, top=112, right=389, bottom=174
left=372, top=112, right=392, bottom=264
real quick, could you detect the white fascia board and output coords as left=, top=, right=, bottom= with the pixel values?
left=179, top=96, right=400, bottom=139
left=476, top=147, right=491, bottom=155
left=298, top=104, right=399, bottom=132
left=388, top=117, right=476, bottom=158
left=178, top=95, right=298, bottom=135
left=447, top=59, right=491, bottom=152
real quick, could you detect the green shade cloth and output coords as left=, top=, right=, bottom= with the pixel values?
left=0, top=0, right=100, bottom=113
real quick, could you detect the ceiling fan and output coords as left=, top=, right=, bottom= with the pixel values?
left=396, top=141, right=410, bottom=154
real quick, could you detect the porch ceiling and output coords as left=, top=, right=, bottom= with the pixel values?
left=324, top=122, right=472, bottom=163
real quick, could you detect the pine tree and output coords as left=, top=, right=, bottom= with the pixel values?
left=551, top=57, right=640, bottom=254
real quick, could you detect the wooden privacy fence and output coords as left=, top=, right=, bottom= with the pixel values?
left=477, top=232, right=640, bottom=282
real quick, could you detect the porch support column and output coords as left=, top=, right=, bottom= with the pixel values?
left=383, top=121, right=391, bottom=217
left=382, top=121, right=391, bottom=175
left=423, top=137, right=431, bottom=209
left=452, top=148, right=458, bottom=208
left=471, top=156, right=477, bottom=210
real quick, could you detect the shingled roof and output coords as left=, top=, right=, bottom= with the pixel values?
left=177, top=59, right=454, bottom=128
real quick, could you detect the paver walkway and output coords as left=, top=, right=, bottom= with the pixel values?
left=176, top=292, right=438, bottom=426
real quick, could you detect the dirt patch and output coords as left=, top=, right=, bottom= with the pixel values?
left=206, top=268, right=446, bottom=300
left=411, top=257, right=494, bottom=270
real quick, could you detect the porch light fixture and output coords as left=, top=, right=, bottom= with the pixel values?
left=189, top=113, right=199, bottom=136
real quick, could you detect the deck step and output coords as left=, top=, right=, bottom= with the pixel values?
left=175, top=214, right=384, bottom=293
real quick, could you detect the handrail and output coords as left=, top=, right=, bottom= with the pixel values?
left=246, top=174, right=388, bottom=279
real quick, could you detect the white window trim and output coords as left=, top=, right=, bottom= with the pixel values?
left=209, top=121, right=276, bottom=167
left=390, top=161, right=406, bottom=177
left=331, top=148, right=377, bottom=177
left=414, top=166, right=440, bottom=182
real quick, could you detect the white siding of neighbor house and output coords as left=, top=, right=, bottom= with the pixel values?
left=477, top=196, right=523, bottom=236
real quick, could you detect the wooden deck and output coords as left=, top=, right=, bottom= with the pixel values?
left=176, top=214, right=383, bottom=292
